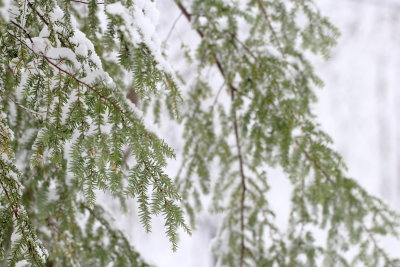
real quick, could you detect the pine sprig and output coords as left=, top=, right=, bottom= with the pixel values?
left=0, top=0, right=188, bottom=265
left=0, top=113, right=48, bottom=266
left=175, top=0, right=400, bottom=266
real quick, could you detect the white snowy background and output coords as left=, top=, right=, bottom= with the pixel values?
left=102, top=0, right=400, bottom=266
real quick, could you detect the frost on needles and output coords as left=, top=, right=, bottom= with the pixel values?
left=0, top=0, right=399, bottom=267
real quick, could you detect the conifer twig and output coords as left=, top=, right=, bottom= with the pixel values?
left=230, top=87, right=247, bottom=267
left=0, top=175, right=44, bottom=266
left=175, top=2, right=247, bottom=265
left=256, top=0, right=284, bottom=55
left=293, top=138, right=397, bottom=265
left=360, top=222, right=396, bottom=267
left=6, top=30, right=127, bottom=123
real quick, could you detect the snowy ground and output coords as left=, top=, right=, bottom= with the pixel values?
left=105, top=1, right=400, bottom=266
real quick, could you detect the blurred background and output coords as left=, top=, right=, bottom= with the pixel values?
left=103, top=0, right=400, bottom=266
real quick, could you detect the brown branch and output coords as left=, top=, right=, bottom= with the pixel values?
left=294, top=139, right=334, bottom=184
left=256, top=0, right=284, bottom=55
left=175, top=2, right=247, bottom=265
left=7, top=30, right=126, bottom=123
left=26, top=1, right=50, bottom=27
left=175, top=2, right=240, bottom=93
left=175, top=2, right=194, bottom=32
left=10, top=20, right=33, bottom=43
left=26, top=0, right=71, bottom=48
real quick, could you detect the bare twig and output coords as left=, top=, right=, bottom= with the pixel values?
left=4, top=94, right=44, bottom=118
left=164, top=12, right=183, bottom=44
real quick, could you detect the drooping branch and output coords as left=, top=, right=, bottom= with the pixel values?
left=230, top=87, right=247, bottom=267
left=174, top=2, right=248, bottom=265
left=0, top=163, right=47, bottom=266
left=256, top=0, right=284, bottom=55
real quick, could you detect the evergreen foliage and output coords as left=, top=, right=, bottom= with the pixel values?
left=0, top=0, right=188, bottom=265
left=0, top=0, right=399, bottom=266
left=174, top=0, right=400, bottom=266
